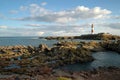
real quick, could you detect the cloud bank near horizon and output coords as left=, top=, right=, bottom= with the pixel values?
left=12, top=4, right=111, bottom=24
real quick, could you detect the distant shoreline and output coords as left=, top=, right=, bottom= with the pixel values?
left=44, top=33, right=120, bottom=40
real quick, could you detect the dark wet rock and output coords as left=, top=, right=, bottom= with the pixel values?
left=0, top=67, right=120, bottom=80
left=53, top=69, right=71, bottom=77
left=47, top=43, right=94, bottom=66
left=27, top=45, right=34, bottom=50
left=38, top=44, right=49, bottom=52
left=27, top=45, right=35, bottom=54
left=54, top=41, right=78, bottom=48
left=85, top=67, right=120, bottom=80
left=0, top=49, right=6, bottom=54
left=15, top=76, right=20, bottom=80
left=101, top=40, right=120, bottom=53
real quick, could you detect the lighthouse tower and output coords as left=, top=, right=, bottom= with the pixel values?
left=91, top=24, right=94, bottom=34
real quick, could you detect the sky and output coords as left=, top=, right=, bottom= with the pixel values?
left=0, top=0, right=120, bottom=36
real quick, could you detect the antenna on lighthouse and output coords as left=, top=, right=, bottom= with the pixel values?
left=91, top=24, right=94, bottom=34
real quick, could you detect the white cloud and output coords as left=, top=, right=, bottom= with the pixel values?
left=25, top=24, right=43, bottom=27
left=7, top=4, right=120, bottom=36
left=25, top=23, right=90, bottom=28
left=96, top=22, right=120, bottom=29
left=23, top=31, right=44, bottom=36
left=0, top=25, right=7, bottom=29
left=29, top=4, right=48, bottom=16
left=36, top=32, right=44, bottom=36
left=9, top=10, right=18, bottom=14
left=25, top=22, right=120, bottom=36
left=76, top=6, right=89, bottom=12
left=0, top=22, right=120, bottom=37
left=25, top=23, right=89, bottom=36
left=110, top=15, right=120, bottom=19
left=41, top=2, right=47, bottom=6
left=20, top=6, right=28, bottom=11
left=0, top=26, right=44, bottom=36
left=12, top=4, right=111, bottom=23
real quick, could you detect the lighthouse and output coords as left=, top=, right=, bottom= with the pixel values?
left=91, top=24, right=94, bottom=34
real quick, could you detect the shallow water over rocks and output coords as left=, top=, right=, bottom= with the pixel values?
left=60, top=51, right=120, bottom=71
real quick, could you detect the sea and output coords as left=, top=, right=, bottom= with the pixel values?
left=0, top=37, right=57, bottom=47
left=0, top=37, right=97, bottom=47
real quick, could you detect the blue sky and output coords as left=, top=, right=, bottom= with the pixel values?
left=0, top=0, right=120, bottom=36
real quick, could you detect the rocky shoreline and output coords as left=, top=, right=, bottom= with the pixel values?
left=0, top=40, right=120, bottom=80
left=0, top=67, right=120, bottom=80
left=45, top=33, right=120, bottom=40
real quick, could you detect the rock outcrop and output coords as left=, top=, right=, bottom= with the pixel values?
left=45, top=33, right=120, bottom=40
left=0, top=67, right=120, bottom=80
left=101, top=40, right=120, bottom=53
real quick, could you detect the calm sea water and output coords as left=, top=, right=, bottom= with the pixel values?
left=0, top=37, right=100, bottom=47
left=60, top=51, right=120, bottom=71
left=0, top=37, right=58, bottom=47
